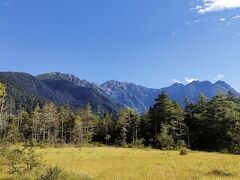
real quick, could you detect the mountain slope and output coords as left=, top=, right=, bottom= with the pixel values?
left=36, top=72, right=122, bottom=113
left=0, top=72, right=52, bottom=113
left=101, top=80, right=160, bottom=113
left=101, top=80, right=239, bottom=112
left=160, top=80, right=239, bottom=106
left=0, top=72, right=121, bottom=113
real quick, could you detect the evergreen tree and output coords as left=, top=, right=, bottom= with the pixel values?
left=41, top=103, right=58, bottom=143
left=139, top=112, right=153, bottom=145
left=0, top=83, right=6, bottom=115
left=184, top=94, right=208, bottom=149
left=155, top=125, right=174, bottom=149
left=203, top=93, right=240, bottom=152
left=126, top=109, right=140, bottom=143
left=31, top=105, right=41, bottom=141
left=73, top=115, right=83, bottom=145
left=5, top=116, right=23, bottom=143
left=0, top=83, right=7, bottom=139
left=150, top=92, right=186, bottom=148
left=150, top=93, right=172, bottom=137
left=80, top=103, right=96, bottom=143
left=58, top=106, right=72, bottom=143
left=117, top=109, right=129, bottom=146
left=18, top=111, right=32, bottom=140
left=94, top=112, right=113, bottom=144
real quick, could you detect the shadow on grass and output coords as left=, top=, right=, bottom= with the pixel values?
left=208, top=169, right=236, bottom=177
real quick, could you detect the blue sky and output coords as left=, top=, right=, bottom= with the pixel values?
left=1, top=0, right=240, bottom=90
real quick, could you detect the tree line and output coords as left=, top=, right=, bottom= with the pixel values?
left=0, top=83, right=239, bottom=154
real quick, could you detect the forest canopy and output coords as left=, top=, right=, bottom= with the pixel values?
left=0, top=82, right=239, bottom=154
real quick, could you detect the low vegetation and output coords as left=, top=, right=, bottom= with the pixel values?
left=179, top=147, right=190, bottom=155
left=1, top=147, right=239, bottom=180
left=0, top=144, right=90, bottom=180
left=1, top=82, right=240, bottom=179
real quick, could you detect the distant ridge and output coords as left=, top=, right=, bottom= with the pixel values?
left=0, top=71, right=238, bottom=113
left=101, top=80, right=239, bottom=112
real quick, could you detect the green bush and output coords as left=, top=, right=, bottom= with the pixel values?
left=128, top=139, right=145, bottom=148
left=39, top=166, right=92, bottom=180
left=0, top=146, right=42, bottom=174
left=39, top=166, right=63, bottom=180
left=176, top=140, right=187, bottom=149
left=155, top=127, right=174, bottom=149
left=179, top=148, right=190, bottom=155
left=229, top=144, right=240, bottom=155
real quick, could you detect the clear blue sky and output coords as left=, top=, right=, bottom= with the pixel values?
left=1, top=0, right=240, bottom=90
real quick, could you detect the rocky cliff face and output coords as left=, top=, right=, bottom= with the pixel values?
left=101, top=80, right=239, bottom=112
left=101, top=80, right=160, bottom=112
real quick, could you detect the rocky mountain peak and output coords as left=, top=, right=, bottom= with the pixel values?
left=36, top=72, right=98, bottom=88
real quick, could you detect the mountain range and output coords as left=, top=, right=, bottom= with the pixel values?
left=101, top=79, right=238, bottom=112
left=0, top=72, right=238, bottom=113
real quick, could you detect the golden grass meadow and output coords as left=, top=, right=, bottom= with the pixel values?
left=30, top=147, right=240, bottom=179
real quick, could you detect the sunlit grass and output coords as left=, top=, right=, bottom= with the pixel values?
left=0, top=147, right=239, bottom=179
left=30, top=147, right=240, bottom=180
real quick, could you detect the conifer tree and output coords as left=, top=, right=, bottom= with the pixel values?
left=81, top=103, right=96, bottom=143
left=31, top=105, right=41, bottom=141
left=41, top=103, right=58, bottom=142
left=127, top=109, right=140, bottom=143
left=73, top=115, right=83, bottom=145
left=117, top=109, right=129, bottom=146
left=0, top=83, right=6, bottom=115
left=150, top=92, right=186, bottom=148
left=0, top=83, right=7, bottom=139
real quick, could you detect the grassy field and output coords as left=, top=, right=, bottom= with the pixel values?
left=1, top=147, right=240, bottom=180
left=41, top=147, right=240, bottom=180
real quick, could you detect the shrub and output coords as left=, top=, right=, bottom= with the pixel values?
left=155, top=128, right=174, bottom=149
left=176, top=140, right=187, bottom=149
left=229, top=144, right=240, bottom=155
left=39, top=166, right=92, bottom=180
left=39, top=166, right=63, bottom=180
left=0, top=146, right=42, bottom=174
left=38, top=141, right=50, bottom=149
left=128, top=139, right=145, bottom=148
left=121, top=144, right=129, bottom=148
left=179, top=148, right=190, bottom=155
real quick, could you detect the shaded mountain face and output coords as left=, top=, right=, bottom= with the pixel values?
left=101, top=80, right=239, bottom=112
left=36, top=72, right=122, bottom=113
left=0, top=72, right=121, bottom=113
left=0, top=72, right=53, bottom=113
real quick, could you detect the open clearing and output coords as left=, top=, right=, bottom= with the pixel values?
left=32, top=147, right=240, bottom=180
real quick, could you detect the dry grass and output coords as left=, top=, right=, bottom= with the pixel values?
left=30, top=147, right=240, bottom=180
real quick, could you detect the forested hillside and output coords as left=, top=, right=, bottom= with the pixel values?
left=0, top=72, right=122, bottom=114
left=0, top=82, right=239, bottom=154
